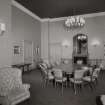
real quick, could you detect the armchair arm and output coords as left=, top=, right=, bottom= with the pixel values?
left=96, top=95, right=105, bottom=105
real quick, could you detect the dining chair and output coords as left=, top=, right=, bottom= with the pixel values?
left=69, top=69, right=85, bottom=94
left=99, top=62, right=105, bottom=79
left=82, top=67, right=101, bottom=90
left=53, top=68, right=67, bottom=94
left=92, top=67, right=101, bottom=84
left=39, top=63, right=54, bottom=87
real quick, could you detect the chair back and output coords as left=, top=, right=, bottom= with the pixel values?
left=39, top=63, right=46, bottom=70
left=41, top=63, right=48, bottom=69
left=74, top=70, right=85, bottom=80
left=82, top=66, right=89, bottom=71
left=92, top=67, right=101, bottom=78
left=39, top=63, right=54, bottom=80
left=43, top=60, right=52, bottom=68
left=39, top=63, right=47, bottom=78
left=53, top=69, right=63, bottom=78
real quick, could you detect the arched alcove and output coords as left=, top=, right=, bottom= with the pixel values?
left=72, top=33, right=88, bottom=65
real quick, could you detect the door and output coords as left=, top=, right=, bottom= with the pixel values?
left=23, top=40, right=33, bottom=64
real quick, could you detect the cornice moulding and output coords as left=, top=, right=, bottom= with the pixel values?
left=11, top=0, right=42, bottom=22
left=48, top=12, right=105, bottom=22
left=12, top=0, right=105, bottom=23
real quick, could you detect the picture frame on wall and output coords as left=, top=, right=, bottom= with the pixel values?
left=14, top=45, right=21, bottom=55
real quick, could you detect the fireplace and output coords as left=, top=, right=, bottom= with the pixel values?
left=73, top=56, right=88, bottom=65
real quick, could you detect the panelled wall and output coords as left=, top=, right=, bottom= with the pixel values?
left=12, top=6, right=41, bottom=68
left=0, top=0, right=12, bottom=68
left=0, top=0, right=105, bottom=68
left=0, top=1, right=41, bottom=68
left=41, top=16, right=105, bottom=63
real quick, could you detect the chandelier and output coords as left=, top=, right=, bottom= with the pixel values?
left=64, top=16, right=85, bottom=29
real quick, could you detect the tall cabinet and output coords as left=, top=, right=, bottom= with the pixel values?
left=72, top=34, right=88, bottom=65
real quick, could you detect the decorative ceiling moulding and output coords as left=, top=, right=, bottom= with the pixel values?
left=11, top=0, right=42, bottom=22
left=12, top=0, right=105, bottom=23
left=49, top=12, right=105, bottom=22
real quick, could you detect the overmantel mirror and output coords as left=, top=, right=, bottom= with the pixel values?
left=72, top=33, right=88, bottom=65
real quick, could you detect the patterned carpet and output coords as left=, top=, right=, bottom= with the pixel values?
left=18, top=69, right=105, bottom=105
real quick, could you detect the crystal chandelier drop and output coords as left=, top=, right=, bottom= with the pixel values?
left=65, top=16, right=85, bottom=29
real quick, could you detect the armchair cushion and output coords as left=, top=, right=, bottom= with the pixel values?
left=0, top=67, right=30, bottom=105
left=7, top=87, right=30, bottom=105
left=0, top=68, right=15, bottom=96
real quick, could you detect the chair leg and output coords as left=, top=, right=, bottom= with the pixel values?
left=66, top=81, right=68, bottom=88
left=55, top=81, right=56, bottom=88
left=95, top=78, right=98, bottom=85
left=79, top=84, right=83, bottom=93
left=93, top=81, right=97, bottom=89
left=61, top=82, right=63, bottom=95
left=74, top=84, right=81, bottom=94
left=52, top=79, right=55, bottom=87
left=42, top=79, right=46, bottom=88
left=74, top=83, right=77, bottom=95
left=45, top=79, right=48, bottom=86
left=81, top=83, right=84, bottom=92
left=89, top=82, right=94, bottom=91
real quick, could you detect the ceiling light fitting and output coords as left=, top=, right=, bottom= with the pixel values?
left=64, top=16, right=85, bottom=29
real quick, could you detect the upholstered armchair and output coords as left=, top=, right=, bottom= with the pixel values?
left=0, top=67, right=30, bottom=105
left=96, top=95, right=105, bottom=105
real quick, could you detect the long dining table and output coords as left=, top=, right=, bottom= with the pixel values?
left=52, top=63, right=93, bottom=78
left=51, top=64, right=93, bottom=88
left=53, top=63, right=73, bottom=73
